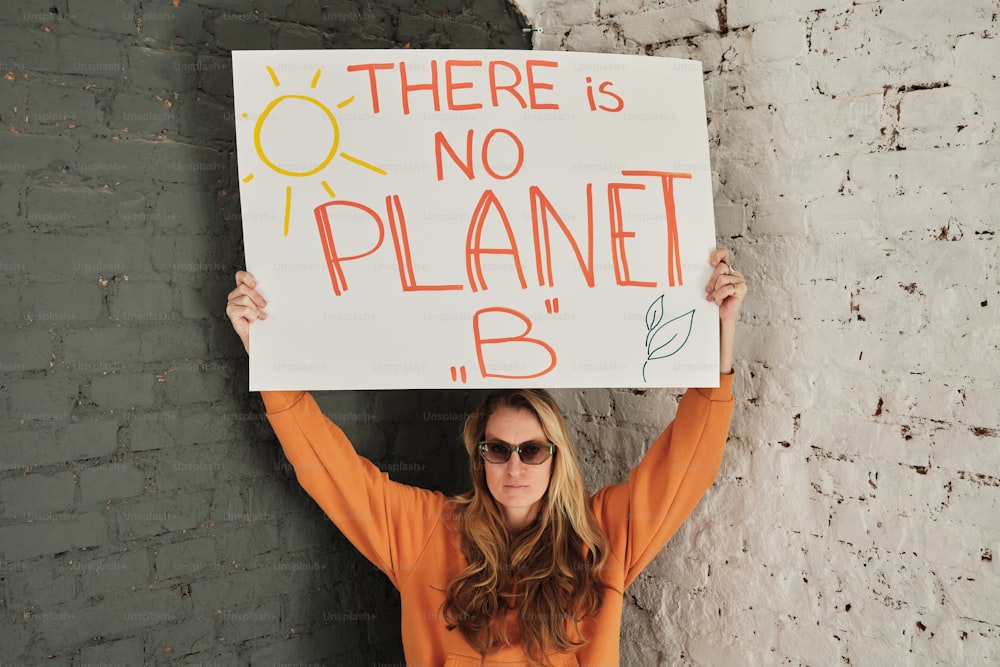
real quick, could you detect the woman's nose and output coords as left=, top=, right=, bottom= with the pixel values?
left=505, top=453, right=526, bottom=472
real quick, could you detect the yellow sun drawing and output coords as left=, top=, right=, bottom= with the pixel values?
left=241, top=66, right=386, bottom=236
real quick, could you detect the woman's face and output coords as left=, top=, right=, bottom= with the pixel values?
left=482, top=406, right=554, bottom=529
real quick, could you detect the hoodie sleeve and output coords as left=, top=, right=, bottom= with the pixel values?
left=590, top=373, right=735, bottom=588
left=261, top=390, right=445, bottom=589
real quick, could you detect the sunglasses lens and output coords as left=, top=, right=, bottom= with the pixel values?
left=518, top=443, right=547, bottom=464
left=482, top=442, right=511, bottom=463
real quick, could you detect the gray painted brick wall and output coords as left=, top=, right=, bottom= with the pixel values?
left=0, top=1, right=528, bottom=664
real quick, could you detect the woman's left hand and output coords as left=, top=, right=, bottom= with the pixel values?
left=706, top=247, right=746, bottom=327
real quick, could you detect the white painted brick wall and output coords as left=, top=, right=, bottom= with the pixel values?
left=517, top=0, right=1000, bottom=663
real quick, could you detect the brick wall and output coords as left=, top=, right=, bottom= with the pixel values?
left=5, top=0, right=998, bottom=664
left=0, top=1, right=527, bottom=664
left=523, top=0, right=1000, bottom=664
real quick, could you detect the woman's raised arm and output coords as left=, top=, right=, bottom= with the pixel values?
left=223, top=271, right=445, bottom=587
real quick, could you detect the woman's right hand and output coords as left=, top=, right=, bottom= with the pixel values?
left=226, top=270, right=267, bottom=355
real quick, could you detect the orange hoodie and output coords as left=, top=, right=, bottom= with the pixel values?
left=261, top=373, right=734, bottom=666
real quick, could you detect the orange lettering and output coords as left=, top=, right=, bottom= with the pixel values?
left=345, top=62, right=394, bottom=113
left=585, top=76, right=598, bottom=111
left=473, top=307, right=557, bottom=379
left=465, top=190, right=528, bottom=293
left=400, top=60, right=440, bottom=115
left=525, top=60, right=559, bottom=110
left=481, top=128, right=524, bottom=180
left=621, top=170, right=691, bottom=287
left=314, top=200, right=385, bottom=296
left=607, top=182, right=656, bottom=288
left=445, top=59, right=484, bottom=111
left=489, top=60, right=527, bottom=109
left=598, top=81, right=624, bottom=112
left=529, top=185, right=595, bottom=288
left=434, top=130, right=475, bottom=181
left=385, top=195, right=463, bottom=293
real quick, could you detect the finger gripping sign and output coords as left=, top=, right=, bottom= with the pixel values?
left=233, top=50, right=719, bottom=390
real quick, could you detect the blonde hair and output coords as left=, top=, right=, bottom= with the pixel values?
left=442, top=389, right=610, bottom=665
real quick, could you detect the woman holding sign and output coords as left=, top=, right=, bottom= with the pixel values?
left=226, top=249, right=745, bottom=667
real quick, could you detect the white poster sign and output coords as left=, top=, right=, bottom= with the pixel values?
left=233, top=50, right=719, bottom=390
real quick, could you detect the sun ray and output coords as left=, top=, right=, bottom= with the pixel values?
left=337, top=96, right=355, bottom=109
left=310, top=69, right=322, bottom=89
left=339, top=152, right=386, bottom=175
left=321, top=180, right=336, bottom=198
left=283, top=185, right=292, bottom=236
left=242, top=173, right=254, bottom=183
left=266, top=66, right=280, bottom=87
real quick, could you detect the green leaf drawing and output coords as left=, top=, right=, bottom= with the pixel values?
left=645, top=294, right=665, bottom=349
left=641, top=302, right=695, bottom=382
left=648, top=309, right=695, bottom=359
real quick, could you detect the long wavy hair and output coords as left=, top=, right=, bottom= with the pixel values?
left=442, top=389, right=610, bottom=665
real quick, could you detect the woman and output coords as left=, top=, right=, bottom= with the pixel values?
left=226, top=249, right=746, bottom=666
